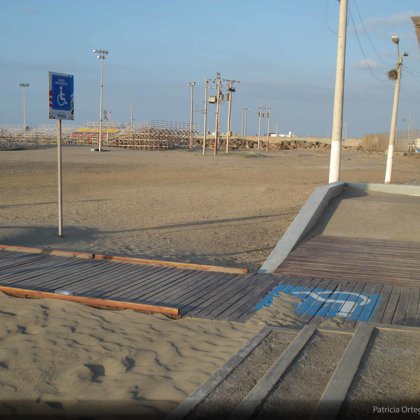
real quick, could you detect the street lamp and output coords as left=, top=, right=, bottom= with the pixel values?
left=187, top=81, right=196, bottom=148
left=19, top=82, right=30, bottom=135
left=92, top=49, right=109, bottom=152
left=384, top=36, right=408, bottom=183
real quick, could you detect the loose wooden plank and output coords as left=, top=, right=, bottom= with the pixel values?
left=93, top=252, right=248, bottom=274
left=230, top=324, right=318, bottom=420
left=0, top=285, right=179, bottom=317
left=0, top=244, right=94, bottom=259
left=312, top=323, right=375, bottom=420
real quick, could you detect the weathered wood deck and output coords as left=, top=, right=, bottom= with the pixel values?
left=0, top=249, right=278, bottom=321
left=274, top=236, right=420, bottom=287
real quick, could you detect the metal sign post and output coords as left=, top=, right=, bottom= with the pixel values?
left=49, top=72, right=74, bottom=237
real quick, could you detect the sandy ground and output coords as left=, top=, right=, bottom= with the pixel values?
left=1, top=146, right=420, bottom=417
left=1, top=146, right=419, bottom=272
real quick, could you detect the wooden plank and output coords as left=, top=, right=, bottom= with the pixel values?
left=0, top=244, right=94, bottom=259
left=230, top=324, right=318, bottom=420
left=380, top=287, right=401, bottom=325
left=403, top=288, right=420, bottom=326
left=166, top=327, right=273, bottom=420
left=93, top=252, right=248, bottom=274
left=312, top=323, right=375, bottom=420
left=0, top=285, right=179, bottom=317
left=392, top=286, right=411, bottom=325
left=370, top=285, right=393, bottom=324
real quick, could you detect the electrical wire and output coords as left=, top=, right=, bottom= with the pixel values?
left=351, top=0, right=392, bottom=67
left=404, top=66, right=420, bottom=85
left=325, top=0, right=337, bottom=35
left=348, top=4, right=388, bottom=83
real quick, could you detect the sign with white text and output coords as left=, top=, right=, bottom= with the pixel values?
left=49, top=72, right=74, bottom=120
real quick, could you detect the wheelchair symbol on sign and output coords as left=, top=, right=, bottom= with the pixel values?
left=57, top=86, right=68, bottom=107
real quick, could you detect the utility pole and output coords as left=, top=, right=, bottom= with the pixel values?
left=257, top=105, right=262, bottom=151
left=328, top=0, right=348, bottom=183
left=214, top=72, right=222, bottom=155
left=266, top=105, right=271, bottom=152
left=385, top=36, right=407, bottom=184
left=203, top=79, right=208, bottom=155
left=93, top=49, right=109, bottom=152
left=241, top=107, right=248, bottom=137
left=188, top=81, right=196, bottom=148
left=19, top=83, right=30, bottom=135
left=224, top=79, right=239, bottom=153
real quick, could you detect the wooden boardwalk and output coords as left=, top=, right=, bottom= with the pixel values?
left=258, top=235, right=420, bottom=327
left=0, top=249, right=278, bottom=322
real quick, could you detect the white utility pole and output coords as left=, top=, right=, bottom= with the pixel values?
left=93, top=49, right=109, bottom=152
left=241, top=107, right=248, bottom=137
left=224, top=79, right=239, bottom=154
left=214, top=72, right=222, bottom=155
left=202, top=80, right=209, bottom=155
left=385, top=36, right=407, bottom=184
left=19, top=83, right=30, bottom=135
left=188, top=81, right=196, bottom=148
left=130, top=103, right=134, bottom=136
left=328, top=0, right=348, bottom=183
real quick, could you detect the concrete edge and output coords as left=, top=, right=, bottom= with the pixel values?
left=347, top=182, right=420, bottom=196
left=258, top=182, right=345, bottom=274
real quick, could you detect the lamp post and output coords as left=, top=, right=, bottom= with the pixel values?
left=19, top=82, right=30, bottom=135
left=385, top=36, right=407, bottom=184
left=187, top=81, right=196, bottom=148
left=92, top=49, right=109, bottom=152
left=203, top=79, right=208, bottom=155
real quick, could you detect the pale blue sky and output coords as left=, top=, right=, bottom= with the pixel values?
left=1, top=0, right=420, bottom=137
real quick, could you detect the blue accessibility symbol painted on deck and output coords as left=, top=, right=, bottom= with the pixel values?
left=256, top=284, right=381, bottom=322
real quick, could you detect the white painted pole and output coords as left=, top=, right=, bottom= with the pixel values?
left=214, top=73, right=221, bottom=155
left=203, top=79, right=208, bottom=155
left=98, top=58, right=104, bottom=152
left=257, top=105, right=262, bottom=151
left=385, top=57, right=402, bottom=184
left=57, top=119, right=63, bottom=237
left=328, top=0, right=348, bottom=183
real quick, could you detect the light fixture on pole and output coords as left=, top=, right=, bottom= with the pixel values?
left=187, top=81, right=196, bottom=148
left=385, top=36, right=408, bottom=184
left=19, top=82, right=30, bottom=135
left=203, top=79, right=209, bottom=155
left=92, top=49, right=109, bottom=152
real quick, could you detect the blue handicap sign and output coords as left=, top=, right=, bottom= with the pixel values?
left=255, top=284, right=380, bottom=322
left=49, top=72, right=74, bottom=120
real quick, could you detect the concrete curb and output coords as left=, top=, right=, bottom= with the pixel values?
left=347, top=182, right=420, bottom=196
left=258, top=182, right=345, bottom=274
